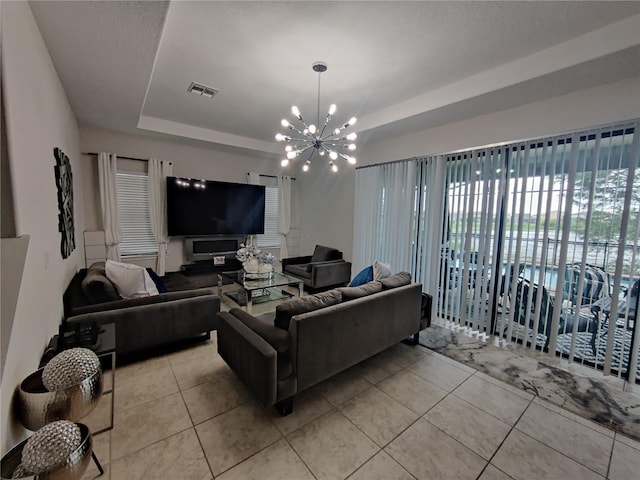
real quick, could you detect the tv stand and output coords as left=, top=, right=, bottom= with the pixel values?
left=185, top=236, right=244, bottom=263
left=182, top=258, right=242, bottom=276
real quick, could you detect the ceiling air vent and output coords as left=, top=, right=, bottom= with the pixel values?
left=187, top=82, right=218, bottom=99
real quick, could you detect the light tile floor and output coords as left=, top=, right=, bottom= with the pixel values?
left=80, top=330, right=640, bottom=480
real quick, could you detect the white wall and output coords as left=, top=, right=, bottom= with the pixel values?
left=296, top=166, right=355, bottom=262
left=1, top=1, right=86, bottom=452
left=80, top=127, right=301, bottom=271
left=360, top=76, right=640, bottom=166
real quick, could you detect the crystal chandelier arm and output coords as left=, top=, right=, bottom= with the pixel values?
left=321, top=140, right=352, bottom=149
left=281, top=120, right=306, bottom=136
left=291, top=106, right=311, bottom=132
left=318, top=112, right=333, bottom=138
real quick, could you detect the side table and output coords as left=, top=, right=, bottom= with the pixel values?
left=40, top=323, right=116, bottom=435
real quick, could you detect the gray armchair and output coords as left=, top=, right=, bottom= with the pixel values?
left=282, top=245, right=352, bottom=292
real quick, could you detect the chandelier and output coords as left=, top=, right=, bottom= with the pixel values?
left=276, top=62, right=357, bottom=172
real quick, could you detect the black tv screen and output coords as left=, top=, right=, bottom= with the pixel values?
left=167, top=177, right=265, bottom=236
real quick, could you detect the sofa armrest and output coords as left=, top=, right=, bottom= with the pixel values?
left=66, top=293, right=219, bottom=354
left=310, top=261, right=352, bottom=289
left=217, top=311, right=278, bottom=407
left=282, top=255, right=313, bottom=271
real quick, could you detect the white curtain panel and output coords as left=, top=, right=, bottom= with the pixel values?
left=353, top=166, right=384, bottom=274
left=352, top=160, right=417, bottom=274
left=149, top=158, right=173, bottom=275
left=413, top=156, right=446, bottom=299
left=98, top=152, right=121, bottom=261
left=277, top=175, right=292, bottom=259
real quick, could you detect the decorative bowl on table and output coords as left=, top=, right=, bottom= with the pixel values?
left=0, top=422, right=92, bottom=480
left=16, top=349, right=103, bottom=432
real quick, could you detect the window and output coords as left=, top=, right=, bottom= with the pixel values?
left=116, top=171, right=158, bottom=256
left=256, top=185, right=280, bottom=248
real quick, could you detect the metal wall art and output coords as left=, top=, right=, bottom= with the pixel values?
left=54, top=147, right=76, bottom=259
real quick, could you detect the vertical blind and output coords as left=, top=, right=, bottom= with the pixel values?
left=115, top=172, right=158, bottom=257
left=352, top=160, right=418, bottom=274
left=353, top=120, right=640, bottom=382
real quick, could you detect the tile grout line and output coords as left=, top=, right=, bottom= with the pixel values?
left=472, top=392, right=537, bottom=480
left=170, top=351, right=217, bottom=480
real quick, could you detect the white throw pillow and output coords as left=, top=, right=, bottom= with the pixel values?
left=105, top=260, right=159, bottom=299
left=373, top=260, right=392, bottom=280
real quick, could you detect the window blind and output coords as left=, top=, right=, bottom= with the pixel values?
left=256, top=186, right=280, bottom=248
left=116, top=172, right=158, bottom=257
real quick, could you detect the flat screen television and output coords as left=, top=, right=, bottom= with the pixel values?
left=167, top=177, right=265, bottom=236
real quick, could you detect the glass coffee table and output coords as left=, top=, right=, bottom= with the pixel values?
left=218, top=270, right=304, bottom=313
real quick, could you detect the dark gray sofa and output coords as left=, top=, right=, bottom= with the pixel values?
left=63, top=262, right=219, bottom=355
left=281, top=245, right=352, bottom=291
left=216, top=272, right=424, bottom=414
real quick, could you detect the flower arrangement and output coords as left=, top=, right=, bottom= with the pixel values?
left=235, top=243, right=275, bottom=265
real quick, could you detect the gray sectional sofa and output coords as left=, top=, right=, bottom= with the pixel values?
left=63, top=262, right=219, bottom=355
left=216, top=272, right=424, bottom=414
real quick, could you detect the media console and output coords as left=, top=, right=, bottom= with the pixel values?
left=182, top=236, right=244, bottom=275
left=185, top=236, right=244, bottom=262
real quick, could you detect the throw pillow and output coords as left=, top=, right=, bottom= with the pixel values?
left=380, top=271, right=412, bottom=290
left=348, top=266, right=373, bottom=287
left=105, top=260, right=159, bottom=299
left=146, top=268, right=168, bottom=293
left=311, top=245, right=342, bottom=263
left=337, top=281, right=383, bottom=301
left=373, top=260, right=392, bottom=280
left=274, top=289, right=343, bottom=330
left=81, top=262, right=120, bottom=304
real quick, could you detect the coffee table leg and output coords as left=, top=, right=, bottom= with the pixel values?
left=298, top=281, right=304, bottom=298
left=246, top=290, right=253, bottom=314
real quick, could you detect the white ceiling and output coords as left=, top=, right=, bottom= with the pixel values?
left=29, top=1, right=640, bottom=159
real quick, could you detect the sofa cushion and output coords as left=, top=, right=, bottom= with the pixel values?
left=306, top=259, right=345, bottom=272
left=348, top=266, right=373, bottom=287
left=380, top=271, right=412, bottom=290
left=311, top=245, right=342, bottom=263
left=285, top=264, right=312, bottom=279
left=337, top=281, right=383, bottom=301
left=106, top=260, right=159, bottom=299
left=81, top=262, right=120, bottom=304
left=69, top=288, right=217, bottom=317
left=373, top=261, right=392, bottom=280
left=146, top=268, right=168, bottom=293
left=274, top=289, right=343, bottom=330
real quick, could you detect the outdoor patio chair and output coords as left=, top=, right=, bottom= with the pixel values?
left=511, top=278, right=599, bottom=354
left=497, top=262, right=526, bottom=307
left=593, top=278, right=639, bottom=333
left=563, top=262, right=611, bottom=308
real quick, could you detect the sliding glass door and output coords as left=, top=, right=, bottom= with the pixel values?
left=354, top=120, right=639, bottom=382
left=437, top=124, right=640, bottom=381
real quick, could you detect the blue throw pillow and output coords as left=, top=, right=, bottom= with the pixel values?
left=146, top=268, right=168, bottom=293
left=348, top=266, right=373, bottom=287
